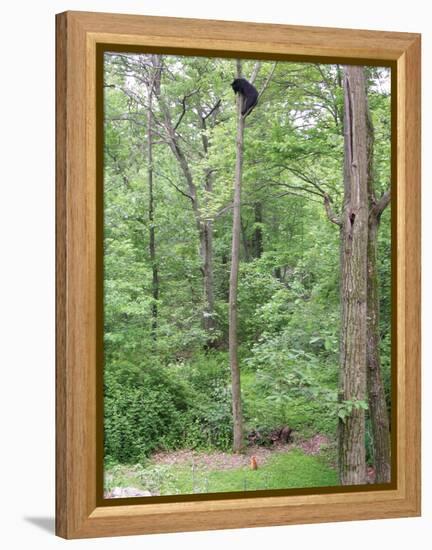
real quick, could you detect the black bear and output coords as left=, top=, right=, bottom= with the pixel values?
left=231, top=78, right=259, bottom=117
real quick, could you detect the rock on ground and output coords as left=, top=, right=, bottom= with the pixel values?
left=105, top=487, right=152, bottom=498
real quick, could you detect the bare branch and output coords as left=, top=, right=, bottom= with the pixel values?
left=324, top=193, right=342, bottom=227
left=215, top=182, right=324, bottom=218
left=173, top=96, right=187, bottom=132
left=372, top=188, right=391, bottom=219
left=215, top=200, right=256, bottom=218
left=258, top=62, right=277, bottom=100
left=271, top=191, right=323, bottom=204
left=286, top=166, right=328, bottom=196
left=215, top=202, right=235, bottom=218
left=203, top=99, right=222, bottom=120
left=266, top=180, right=325, bottom=199
left=106, top=115, right=146, bottom=127
left=173, top=89, right=200, bottom=131
left=154, top=170, right=194, bottom=202
left=249, top=62, right=262, bottom=84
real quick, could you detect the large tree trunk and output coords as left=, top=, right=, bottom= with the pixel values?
left=229, top=61, right=245, bottom=453
left=338, top=65, right=369, bottom=485
left=365, top=102, right=391, bottom=483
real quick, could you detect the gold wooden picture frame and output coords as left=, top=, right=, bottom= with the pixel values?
left=56, top=10, right=421, bottom=539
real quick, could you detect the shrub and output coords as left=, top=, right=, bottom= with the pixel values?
left=104, top=352, right=235, bottom=462
left=180, top=352, right=233, bottom=450
left=182, top=385, right=233, bottom=451
left=104, top=362, right=189, bottom=463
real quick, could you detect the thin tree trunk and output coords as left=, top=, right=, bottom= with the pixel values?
left=221, top=254, right=230, bottom=302
left=365, top=102, right=391, bottom=483
left=148, top=102, right=158, bottom=337
left=229, top=60, right=245, bottom=453
left=156, top=88, right=217, bottom=346
left=367, top=213, right=391, bottom=482
left=199, top=114, right=217, bottom=346
left=240, top=216, right=251, bottom=261
left=201, top=218, right=216, bottom=341
left=147, top=56, right=160, bottom=339
left=252, top=202, right=263, bottom=258
left=179, top=164, right=216, bottom=348
left=338, top=65, right=369, bottom=485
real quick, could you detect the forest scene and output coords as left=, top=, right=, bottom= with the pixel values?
left=103, top=52, right=392, bottom=498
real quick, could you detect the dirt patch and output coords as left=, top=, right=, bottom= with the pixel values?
left=151, top=434, right=334, bottom=470
left=151, top=443, right=293, bottom=471
left=296, top=434, right=330, bottom=455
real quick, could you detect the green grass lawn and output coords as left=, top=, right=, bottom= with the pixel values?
left=105, top=449, right=338, bottom=497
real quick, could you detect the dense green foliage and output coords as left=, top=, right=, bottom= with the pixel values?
left=103, top=54, right=391, bottom=476
left=105, top=355, right=235, bottom=463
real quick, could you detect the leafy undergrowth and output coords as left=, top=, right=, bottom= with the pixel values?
left=105, top=447, right=338, bottom=497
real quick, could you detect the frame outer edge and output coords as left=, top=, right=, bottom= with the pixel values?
left=55, top=11, right=422, bottom=538
left=404, top=36, right=421, bottom=515
left=55, top=11, right=68, bottom=539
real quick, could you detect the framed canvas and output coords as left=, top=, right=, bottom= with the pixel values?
left=56, top=10, right=421, bottom=539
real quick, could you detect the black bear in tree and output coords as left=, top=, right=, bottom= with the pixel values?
left=231, top=78, right=259, bottom=117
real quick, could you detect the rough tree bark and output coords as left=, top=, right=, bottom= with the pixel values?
left=229, top=59, right=246, bottom=453
left=338, top=65, right=369, bottom=485
left=367, top=201, right=391, bottom=482
left=365, top=102, right=392, bottom=483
